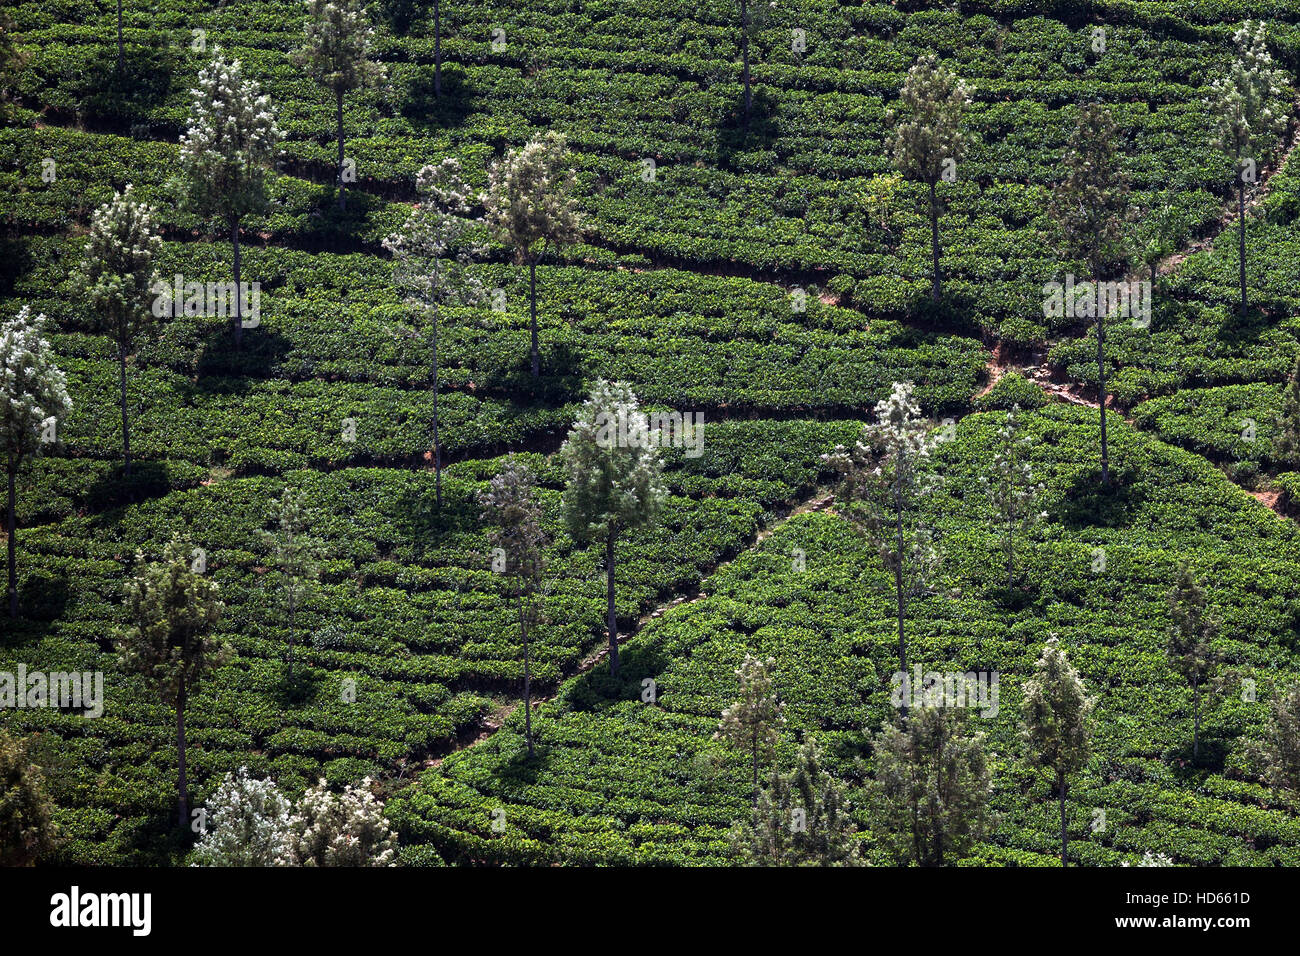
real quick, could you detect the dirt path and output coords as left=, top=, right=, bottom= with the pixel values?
left=422, top=485, right=836, bottom=768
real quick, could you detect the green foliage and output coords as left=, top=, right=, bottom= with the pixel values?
left=0, top=730, right=57, bottom=866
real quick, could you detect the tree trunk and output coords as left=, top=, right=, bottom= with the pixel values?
left=1192, top=675, right=1201, bottom=762
left=336, top=87, right=346, bottom=211
left=118, top=346, right=132, bottom=477
left=929, top=179, right=942, bottom=303
left=116, top=0, right=124, bottom=72
left=1096, top=310, right=1109, bottom=486
left=432, top=307, right=442, bottom=507
left=606, top=527, right=619, bottom=676
left=6, top=457, right=16, bottom=618
left=1059, top=770, right=1068, bottom=867
left=1237, top=177, right=1247, bottom=323
left=231, top=218, right=243, bottom=349
left=1006, top=513, right=1014, bottom=591
left=434, top=0, right=442, bottom=97
left=894, top=489, right=907, bottom=705
left=529, top=259, right=539, bottom=378
left=740, top=0, right=751, bottom=128
left=286, top=588, right=296, bottom=681
left=751, top=729, right=759, bottom=807
left=516, top=586, right=533, bottom=756
left=176, top=679, right=189, bottom=829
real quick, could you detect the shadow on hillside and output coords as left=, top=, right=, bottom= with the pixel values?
left=190, top=320, right=294, bottom=382
left=714, top=88, right=781, bottom=170
left=1053, top=465, right=1146, bottom=529
left=477, top=339, right=586, bottom=406
left=8, top=576, right=71, bottom=641
left=389, top=481, right=485, bottom=560
left=83, top=460, right=184, bottom=513
left=78, top=39, right=180, bottom=126
left=399, top=64, right=474, bottom=132
left=0, top=239, right=35, bottom=299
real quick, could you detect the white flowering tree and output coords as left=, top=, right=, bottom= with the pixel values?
left=479, top=457, right=547, bottom=756
left=889, top=55, right=970, bottom=303
left=560, top=380, right=666, bottom=677
left=81, top=186, right=162, bottom=477
left=384, top=158, right=484, bottom=506
left=117, top=537, right=230, bottom=827
left=177, top=49, right=283, bottom=348
left=289, top=777, right=398, bottom=866
left=293, top=0, right=386, bottom=211
left=1021, top=637, right=1094, bottom=867
left=1209, top=21, right=1289, bottom=322
left=824, top=382, right=940, bottom=685
left=979, top=405, right=1045, bottom=591
left=482, top=132, right=584, bottom=378
left=1, top=307, right=72, bottom=618
left=715, top=654, right=785, bottom=806
left=192, top=767, right=295, bottom=866
left=261, top=487, right=324, bottom=684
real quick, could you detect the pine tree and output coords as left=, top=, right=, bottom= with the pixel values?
left=293, top=0, right=385, bottom=211
left=559, top=380, right=665, bottom=677
left=1, top=306, right=72, bottom=618
left=1167, top=563, right=1219, bottom=762
left=0, top=730, right=57, bottom=866
left=714, top=654, right=785, bottom=806
left=117, top=536, right=230, bottom=827
left=1209, top=21, right=1288, bottom=323
left=1050, top=103, right=1130, bottom=485
left=889, top=55, right=970, bottom=303
left=81, top=185, right=162, bottom=477
left=192, top=767, right=295, bottom=867
left=870, top=706, right=990, bottom=866
left=177, top=49, right=283, bottom=348
left=384, top=158, right=484, bottom=506
left=735, top=0, right=775, bottom=129
left=261, top=487, right=323, bottom=684
left=1021, top=636, right=1094, bottom=867
left=478, top=457, right=548, bottom=756
left=1258, top=681, right=1300, bottom=794
left=979, top=405, right=1046, bottom=591
left=1276, top=357, right=1300, bottom=468
left=289, top=777, right=398, bottom=866
left=482, top=132, right=584, bottom=379
left=730, top=737, right=863, bottom=866
left=0, top=11, right=28, bottom=113
left=824, top=382, right=941, bottom=686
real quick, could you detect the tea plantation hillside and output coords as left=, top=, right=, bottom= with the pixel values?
left=2, top=0, right=1300, bottom=870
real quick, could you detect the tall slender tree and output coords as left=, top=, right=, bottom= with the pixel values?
left=980, top=405, right=1046, bottom=590
left=889, top=55, right=970, bottom=303
left=82, top=185, right=162, bottom=478
left=261, top=487, right=323, bottom=683
left=177, top=49, right=283, bottom=349
left=479, top=457, right=548, bottom=756
left=1274, top=356, right=1300, bottom=468
left=384, top=158, right=484, bottom=507
left=482, top=132, right=584, bottom=379
left=293, top=0, right=386, bottom=211
left=118, top=536, right=230, bottom=827
left=1209, top=21, right=1288, bottom=323
left=1167, top=563, right=1219, bottom=762
left=824, top=382, right=941, bottom=686
left=870, top=706, right=990, bottom=866
left=715, top=654, right=785, bottom=806
left=1257, top=681, right=1300, bottom=795
left=1, top=307, right=72, bottom=618
left=559, top=380, right=666, bottom=677
left=1050, top=103, right=1130, bottom=486
left=1022, top=637, right=1094, bottom=867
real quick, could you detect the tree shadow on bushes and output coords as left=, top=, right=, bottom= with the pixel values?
left=78, top=40, right=180, bottom=129
left=714, top=88, right=781, bottom=170
left=1053, top=464, right=1146, bottom=529
left=399, top=63, right=474, bottom=132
